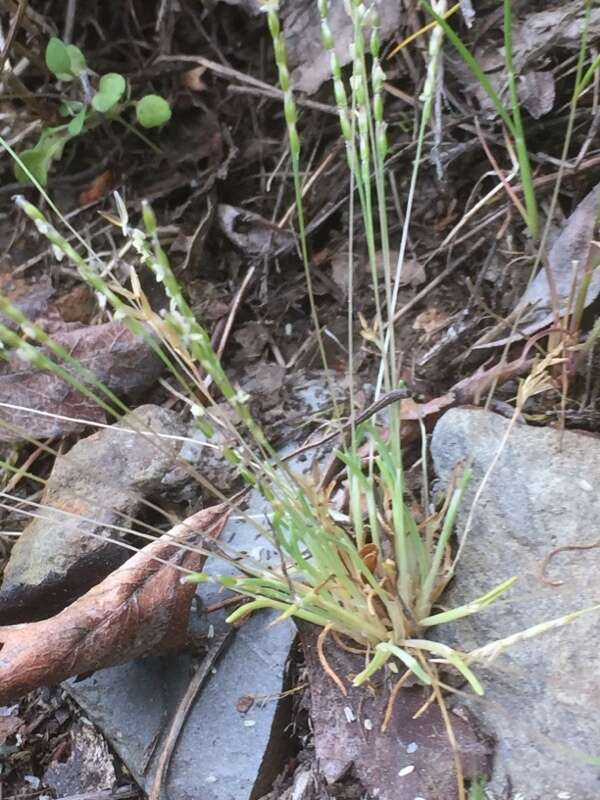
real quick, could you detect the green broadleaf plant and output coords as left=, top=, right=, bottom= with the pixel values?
left=45, top=37, right=86, bottom=81
left=135, top=94, right=172, bottom=128
left=92, top=73, right=126, bottom=112
left=16, top=37, right=172, bottom=186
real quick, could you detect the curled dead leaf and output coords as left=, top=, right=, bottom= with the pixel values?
left=477, top=183, right=600, bottom=348
left=79, top=170, right=113, bottom=205
left=217, top=204, right=295, bottom=257
left=359, top=543, right=379, bottom=574
left=182, top=66, right=208, bottom=92
left=0, top=504, right=230, bottom=705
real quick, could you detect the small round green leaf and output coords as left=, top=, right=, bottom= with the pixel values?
left=67, top=44, right=86, bottom=77
left=135, top=94, right=171, bottom=128
left=92, top=73, right=126, bottom=113
left=45, top=37, right=72, bottom=80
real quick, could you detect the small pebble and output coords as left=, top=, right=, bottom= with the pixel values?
left=363, top=718, right=373, bottom=730
left=398, top=765, right=415, bottom=777
left=406, top=741, right=418, bottom=753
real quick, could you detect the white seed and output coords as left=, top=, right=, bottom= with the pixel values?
left=363, top=718, right=373, bottom=730
left=406, top=742, right=418, bottom=753
left=343, top=706, right=355, bottom=723
left=398, top=765, right=415, bottom=777
left=243, top=719, right=256, bottom=727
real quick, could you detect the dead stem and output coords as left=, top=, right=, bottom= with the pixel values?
left=429, top=662, right=466, bottom=800
left=331, top=629, right=367, bottom=655
left=317, top=623, right=348, bottom=696
left=540, top=540, right=600, bottom=587
left=381, top=668, right=412, bottom=733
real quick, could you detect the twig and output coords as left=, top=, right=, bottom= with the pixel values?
left=0, top=0, right=28, bottom=78
left=155, top=54, right=336, bottom=115
left=214, top=266, right=255, bottom=360
left=317, top=624, right=347, bottom=696
left=540, top=540, right=600, bottom=587
left=49, top=788, right=140, bottom=800
left=62, top=0, right=76, bottom=42
left=148, top=628, right=234, bottom=800
left=381, top=669, right=412, bottom=732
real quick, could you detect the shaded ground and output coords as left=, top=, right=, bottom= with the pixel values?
left=0, top=0, right=599, bottom=798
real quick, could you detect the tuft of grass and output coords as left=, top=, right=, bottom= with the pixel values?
left=3, top=5, right=600, bottom=797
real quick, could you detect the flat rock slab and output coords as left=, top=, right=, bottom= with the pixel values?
left=300, top=623, right=488, bottom=800
left=431, top=408, right=600, bottom=799
left=66, top=610, right=294, bottom=800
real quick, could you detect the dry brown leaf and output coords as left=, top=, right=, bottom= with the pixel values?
left=0, top=274, right=55, bottom=328
left=79, top=170, right=113, bottom=205
left=451, top=357, right=535, bottom=404
left=518, top=70, right=555, bottom=119
left=370, top=251, right=425, bottom=288
left=0, top=713, right=23, bottom=744
left=0, top=504, right=230, bottom=705
left=413, top=307, right=451, bottom=338
left=0, top=321, right=163, bottom=442
left=181, top=66, right=208, bottom=92
left=399, top=394, right=455, bottom=420
left=217, top=204, right=295, bottom=257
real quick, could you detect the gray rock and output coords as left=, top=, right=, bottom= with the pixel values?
left=43, top=719, right=117, bottom=796
left=66, top=610, right=294, bottom=800
left=431, top=408, right=600, bottom=800
left=0, top=405, right=185, bottom=623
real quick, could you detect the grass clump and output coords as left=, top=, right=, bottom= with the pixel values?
left=7, top=0, right=592, bottom=700
left=3, top=3, right=600, bottom=797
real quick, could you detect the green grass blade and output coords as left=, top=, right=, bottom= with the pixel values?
left=377, top=641, right=432, bottom=685
left=419, top=576, right=517, bottom=626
